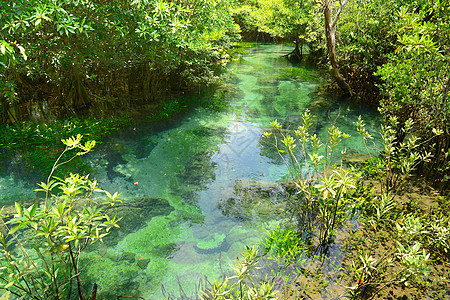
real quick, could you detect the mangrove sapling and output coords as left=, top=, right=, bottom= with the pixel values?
left=396, top=215, right=428, bottom=244
left=428, top=216, right=450, bottom=254
left=315, top=168, right=356, bottom=246
left=346, top=235, right=433, bottom=299
left=355, top=116, right=441, bottom=195
left=347, top=250, right=379, bottom=296
left=366, top=192, right=396, bottom=230
left=395, top=212, right=450, bottom=257
left=361, top=242, right=431, bottom=298
left=396, top=241, right=431, bottom=286
left=0, top=135, right=121, bottom=299
left=264, top=109, right=356, bottom=250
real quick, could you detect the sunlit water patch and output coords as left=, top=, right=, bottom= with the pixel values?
left=0, top=44, right=381, bottom=299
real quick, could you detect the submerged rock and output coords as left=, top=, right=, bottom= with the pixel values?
left=170, top=151, right=216, bottom=204
left=137, top=258, right=151, bottom=269
left=177, top=152, right=216, bottom=186
left=342, top=152, right=371, bottom=166
left=113, top=251, right=136, bottom=264
left=308, top=98, right=333, bottom=112
left=218, top=179, right=286, bottom=222
left=82, top=255, right=141, bottom=299
left=194, top=232, right=229, bottom=254
left=105, top=196, right=175, bottom=245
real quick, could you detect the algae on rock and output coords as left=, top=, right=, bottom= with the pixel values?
left=218, top=179, right=286, bottom=222
left=194, top=233, right=227, bottom=254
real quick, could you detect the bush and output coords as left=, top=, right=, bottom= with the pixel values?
left=0, top=135, right=121, bottom=299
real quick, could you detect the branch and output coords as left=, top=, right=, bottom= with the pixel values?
left=332, top=0, right=349, bottom=29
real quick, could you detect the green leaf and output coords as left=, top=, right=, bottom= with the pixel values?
left=28, top=204, right=38, bottom=218
left=17, top=45, right=27, bottom=60
left=4, top=281, right=15, bottom=289
left=15, top=203, right=23, bottom=217
left=9, top=224, right=22, bottom=235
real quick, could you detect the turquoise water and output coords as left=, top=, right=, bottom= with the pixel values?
left=0, top=44, right=381, bottom=299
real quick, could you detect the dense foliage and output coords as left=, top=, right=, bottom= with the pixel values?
left=0, top=0, right=239, bottom=123
left=333, top=0, right=449, bottom=186
left=231, top=0, right=324, bottom=59
left=230, top=0, right=450, bottom=186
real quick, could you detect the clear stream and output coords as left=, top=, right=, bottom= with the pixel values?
left=0, top=44, right=381, bottom=299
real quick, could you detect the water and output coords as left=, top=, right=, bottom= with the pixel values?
left=0, top=44, right=381, bottom=299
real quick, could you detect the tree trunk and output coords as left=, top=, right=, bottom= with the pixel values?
left=283, top=39, right=303, bottom=62
left=323, top=1, right=352, bottom=96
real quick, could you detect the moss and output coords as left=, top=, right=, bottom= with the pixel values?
left=118, top=214, right=180, bottom=253
left=278, top=67, right=317, bottom=81
left=137, top=258, right=151, bottom=269
left=107, top=196, right=174, bottom=236
left=229, top=42, right=266, bottom=56
left=82, top=255, right=142, bottom=299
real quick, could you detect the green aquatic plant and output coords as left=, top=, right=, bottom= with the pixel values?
left=0, top=116, right=132, bottom=181
left=396, top=215, right=428, bottom=243
left=262, top=224, right=306, bottom=267
left=428, top=217, right=450, bottom=254
left=347, top=238, right=432, bottom=298
left=394, top=212, right=450, bottom=256
left=367, top=192, right=396, bottom=230
left=148, top=100, right=188, bottom=121
left=0, top=135, right=121, bottom=299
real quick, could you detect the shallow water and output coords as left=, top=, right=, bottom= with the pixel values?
left=0, top=44, right=381, bottom=299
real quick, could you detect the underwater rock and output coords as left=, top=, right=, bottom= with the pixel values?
left=105, top=196, right=175, bottom=245
left=278, top=180, right=299, bottom=195
left=218, top=179, right=286, bottom=222
left=137, top=258, right=151, bottom=269
left=82, top=255, right=141, bottom=299
left=258, top=86, right=280, bottom=99
left=194, top=232, right=229, bottom=254
left=134, top=139, right=156, bottom=159
left=151, top=243, right=178, bottom=258
left=307, top=98, right=333, bottom=113
left=176, top=151, right=216, bottom=186
left=103, top=146, right=129, bottom=181
left=342, top=152, right=371, bottom=166
left=170, top=151, right=217, bottom=204
left=257, top=76, right=278, bottom=86
left=113, top=251, right=136, bottom=264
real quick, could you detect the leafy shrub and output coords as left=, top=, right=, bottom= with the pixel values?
left=0, top=135, right=121, bottom=299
